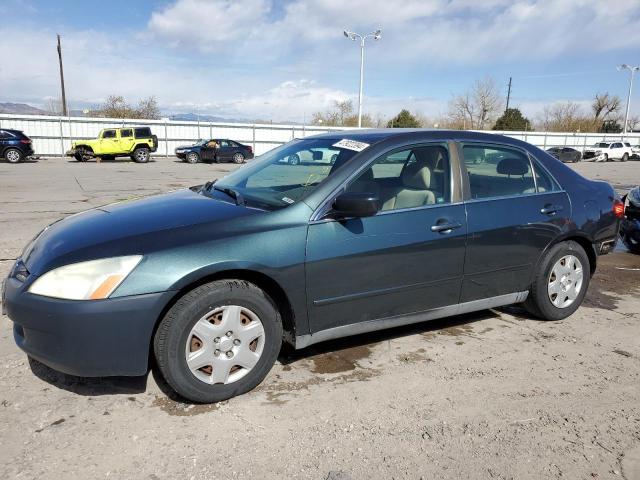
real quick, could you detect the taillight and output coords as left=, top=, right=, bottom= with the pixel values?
left=20, top=139, right=31, bottom=144
left=248, top=146, right=253, bottom=153
left=613, top=199, right=625, bottom=218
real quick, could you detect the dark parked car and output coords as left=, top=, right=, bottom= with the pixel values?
left=1, top=129, right=34, bottom=163
left=620, top=186, right=640, bottom=254
left=3, top=130, right=622, bottom=403
left=546, top=147, right=582, bottom=163
left=175, top=139, right=254, bottom=164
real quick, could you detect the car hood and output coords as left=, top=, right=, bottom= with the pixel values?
left=176, top=144, right=199, bottom=150
left=22, top=188, right=259, bottom=275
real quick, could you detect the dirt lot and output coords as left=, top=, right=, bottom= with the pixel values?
left=0, top=157, right=639, bottom=480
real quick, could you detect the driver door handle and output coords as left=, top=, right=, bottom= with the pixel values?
left=431, top=221, right=462, bottom=233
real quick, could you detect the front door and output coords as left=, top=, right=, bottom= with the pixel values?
left=459, top=142, right=571, bottom=302
left=200, top=140, right=216, bottom=162
left=305, top=142, right=467, bottom=333
left=99, top=129, right=119, bottom=154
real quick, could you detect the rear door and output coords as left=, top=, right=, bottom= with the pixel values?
left=459, top=142, right=571, bottom=302
left=305, top=142, right=467, bottom=333
left=119, top=129, right=135, bottom=152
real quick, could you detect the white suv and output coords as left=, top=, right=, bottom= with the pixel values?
left=583, top=141, right=632, bottom=162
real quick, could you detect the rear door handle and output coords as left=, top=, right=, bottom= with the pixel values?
left=540, top=204, right=564, bottom=215
left=431, top=221, right=463, bottom=233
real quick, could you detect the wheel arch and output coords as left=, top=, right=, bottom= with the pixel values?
left=534, top=233, right=597, bottom=281
left=133, top=143, right=151, bottom=151
left=74, top=144, right=94, bottom=153
left=149, top=268, right=297, bottom=365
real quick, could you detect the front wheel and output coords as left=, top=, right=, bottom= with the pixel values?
left=4, top=148, right=23, bottom=163
left=154, top=280, right=282, bottom=403
left=233, top=152, right=245, bottom=164
left=524, top=241, right=590, bottom=321
left=132, top=147, right=150, bottom=163
left=288, top=154, right=300, bottom=165
left=185, top=152, right=199, bottom=164
left=603, top=154, right=609, bottom=162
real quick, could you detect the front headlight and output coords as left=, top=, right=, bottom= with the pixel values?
left=28, top=255, right=142, bottom=300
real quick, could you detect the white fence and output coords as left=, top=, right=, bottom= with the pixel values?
left=0, top=114, right=351, bottom=157
left=1, top=113, right=639, bottom=157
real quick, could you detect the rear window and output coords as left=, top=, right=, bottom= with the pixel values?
left=134, top=127, right=152, bottom=138
left=0, top=130, right=14, bottom=139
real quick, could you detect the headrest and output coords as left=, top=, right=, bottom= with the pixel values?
left=401, top=162, right=432, bottom=190
left=359, top=168, right=374, bottom=182
left=497, top=158, right=529, bottom=176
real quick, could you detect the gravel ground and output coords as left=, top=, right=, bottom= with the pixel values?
left=0, top=156, right=639, bottom=480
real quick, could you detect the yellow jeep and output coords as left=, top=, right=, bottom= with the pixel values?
left=67, top=127, right=158, bottom=163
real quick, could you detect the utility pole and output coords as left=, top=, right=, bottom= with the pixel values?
left=57, top=34, right=68, bottom=116
left=505, top=76, right=512, bottom=112
left=618, top=64, right=639, bottom=135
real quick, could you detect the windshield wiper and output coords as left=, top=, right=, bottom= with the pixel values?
left=212, top=184, right=245, bottom=206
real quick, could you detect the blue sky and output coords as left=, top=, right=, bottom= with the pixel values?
left=1, top=0, right=639, bottom=123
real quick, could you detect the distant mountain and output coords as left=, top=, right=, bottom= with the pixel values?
left=0, top=102, right=49, bottom=115
left=169, top=112, right=247, bottom=123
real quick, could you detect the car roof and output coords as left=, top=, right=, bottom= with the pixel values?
left=306, top=128, right=532, bottom=149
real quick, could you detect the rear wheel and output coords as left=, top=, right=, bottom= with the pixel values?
left=4, top=148, right=23, bottom=163
left=132, top=147, right=150, bottom=163
left=233, top=152, right=245, bottom=164
left=154, top=280, right=282, bottom=403
left=524, top=241, right=590, bottom=321
left=603, top=154, right=609, bottom=162
left=622, top=153, right=629, bottom=162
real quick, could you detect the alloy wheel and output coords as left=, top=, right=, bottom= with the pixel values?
left=5, top=149, right=21, bottom=163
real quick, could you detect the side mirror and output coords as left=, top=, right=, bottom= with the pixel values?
left=332, top=192, right=379, bottom=218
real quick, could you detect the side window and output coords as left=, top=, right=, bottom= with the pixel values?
left=345, top=143, right=451, bottom=212
left=463, top=144, right=535, bottom=199
left=102, top=130, right=116, bottom=139
left=134, top=127, right=151, bottom=138
left=120, top=129, right=133, bottom=138
left=0, top=130, right=8, bottom=139
left=219, top=140, right=231, bottom=147
left=531, top=159, right=558, bottom=193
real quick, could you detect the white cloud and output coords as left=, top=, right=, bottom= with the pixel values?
left=147, top=0, right=270, bottom=51
left=146, top=0, right=640, bottom=63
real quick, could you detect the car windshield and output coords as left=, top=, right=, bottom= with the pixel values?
left=194, top=139, right=209, bottom=146
left=212, top=137, right=367, bottom=209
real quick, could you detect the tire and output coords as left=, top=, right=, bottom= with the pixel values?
left=603, top=154, right=609, bottom=162
left=621, top=153, right=628, bottom=162
left=154, top=280, right=283, bottom=403
left=524, top=240, right=590, bottom=321
left=185, top=152, right=199, bottom=164
left=4, top=148, right=23, bottom=163
left=288, top=154, right=300, bottom=165
left=233, top=152, right=245, bottom=164
left=74, top=151, right=86, bottom=162
left=132, top=147, right=150, bottom=163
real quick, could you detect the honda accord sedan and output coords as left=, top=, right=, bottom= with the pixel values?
left=3, top=130, right=622, bottom=403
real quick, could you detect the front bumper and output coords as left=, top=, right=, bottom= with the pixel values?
left=3, top=276, right=175, bottom=377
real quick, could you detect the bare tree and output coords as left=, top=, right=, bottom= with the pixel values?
left=312, top=99, right=374, bottom=127
left=537, top=101, right=595, bottom=132
left=136, top=96, right=161, bottom=120
left=592, top=93, right=621, bottom=121
left=448, top=77, right=503, bottom=130
left=45, top=97, right=63, bottom=115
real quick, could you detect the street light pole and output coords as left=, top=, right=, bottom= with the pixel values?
left=344, top=28, right=382, bottom=128
left=618, top=64, right=639, bottom=135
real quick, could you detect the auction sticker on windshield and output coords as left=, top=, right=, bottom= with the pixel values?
left=332, top=139, right=370, bottom=152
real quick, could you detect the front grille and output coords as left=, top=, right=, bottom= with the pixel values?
left=583, top=151, right=595, bottom=159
